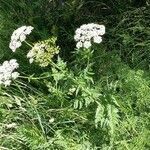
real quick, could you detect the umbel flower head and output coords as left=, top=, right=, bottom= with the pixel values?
left=27, top=37, right=60, bottom=67
left=0, top=59, right=19, bottom=86
left=74, top=23, right=105, bottom=49
left=9, top=26, right=34, bottom=52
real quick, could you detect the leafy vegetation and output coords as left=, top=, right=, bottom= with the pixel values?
left=0, top=0, right=150, bottom=149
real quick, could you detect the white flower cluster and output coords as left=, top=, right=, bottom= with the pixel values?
left=27, top=43, right=45, bottom=64
left=27, top=38, right=60, bottom=67
left=0, top=59, right=19, bottom=86
left=9, top=26, right=34, bottom=52
left=74, top=23, right=105, bottom=49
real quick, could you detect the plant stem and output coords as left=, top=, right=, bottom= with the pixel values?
left=24, top=40, right=33, bottom=48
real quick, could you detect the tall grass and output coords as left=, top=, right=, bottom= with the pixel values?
left=0, top=0, right=150, bottom=149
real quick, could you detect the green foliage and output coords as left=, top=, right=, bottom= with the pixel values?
left=0, top=0, right=150, bottom=150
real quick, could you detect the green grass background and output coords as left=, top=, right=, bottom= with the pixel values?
left=0, top=0, right=150, bottom=149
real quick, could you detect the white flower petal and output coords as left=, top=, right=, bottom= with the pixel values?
left=83, top=41, right=91, bottom=49
left=27, top=50, right=35, bottom=58
left=12, top=72, right=20, bottom=79
left=4, top=80, right=11, bottom=87
left=20, top=34, right=26, bottom=42
left=93, top=36, right=102, bottom=43
left=16, top=41, right=22, bottom=48
left=24, top=26, right=34, bottom=35
left=76, top=41, right=83, bottom=49
left=29, top=58, right=34, bottom=64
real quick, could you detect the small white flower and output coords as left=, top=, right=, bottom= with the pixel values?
left=74, top=34, right=81, bottom=41
left=4, top=80, right=11, bottom=87
left=5, top=123, right=17, bottom=129
left=97, top=25, right=105, bottom=35
left=9, top=59, right=19, bottom=69
left=20, top=34, right=26, bottom=42
left=3, top=73, right=11, bottom=80
left=83, top=41, right=91, bottom=49
left=9, top=25, right=34, bottom=52
left=0, top=59, right=19, bottom=86
left=12, top=72, right=20, bottom=79
left=68, top=87, right=76, bottom=95
left=17, top=26, right=26, bottom=33
left=93, top=36, right=102, bottom=43
left=80, top=24, right=88, bottom=30
left=29, top=58, right=34, bottom=64
left=16, top=41, right=22, bottom=48
left=24, top=26, right=34, bottom=35
left=27, top=50, right=35, bottom=58
left=91, top=30, right=97, bottom=37
left=80, top=36, right=85, bottom=42
left=75, top=28, right=82, bottom=34
left=76, top=41, right=83, bottom=49
left=9, top=46, right=16, bottom=52
left=9, top=59, right=17, bottom=64
left=49, top=118, right=55, bottom=123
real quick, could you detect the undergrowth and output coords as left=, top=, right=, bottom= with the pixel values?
left=0, top=0, right=150, bottom=150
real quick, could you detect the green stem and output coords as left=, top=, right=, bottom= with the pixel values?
left=24, top=40, right=33, bottom=48
left=51, top=61, right=63, bottom=72
left=19, top=75, right=50, bottom=80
